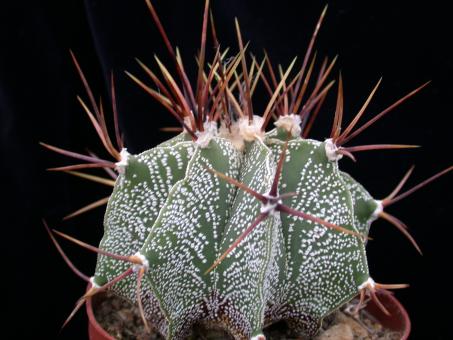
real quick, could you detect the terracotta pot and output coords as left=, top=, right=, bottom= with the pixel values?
left=364, top=290, right=411, bottom=340
left=86, top=285, right=410, bottom=340
left=86, top=291, right=115, bottom=340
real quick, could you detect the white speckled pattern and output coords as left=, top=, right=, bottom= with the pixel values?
left=92, top=131, right=375, bottom=339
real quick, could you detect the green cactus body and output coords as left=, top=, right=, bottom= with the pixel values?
left=89, top=129, right=381, bottom=339
left=93, top=140, right=195, bottom=331
left=341, top=172, right=380, bottom=236
left=140, top=137, right=242, bottom=338
left=266, top=137, right=369, bottom=335
left=214, top=139, right=280, bottom=338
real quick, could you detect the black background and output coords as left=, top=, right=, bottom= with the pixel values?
left=2, top=0, right=452, bottom=339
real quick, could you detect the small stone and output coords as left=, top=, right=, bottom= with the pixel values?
left=316, top=324, right=354, bottom=340
left=335, top=312, right=369, bottom=337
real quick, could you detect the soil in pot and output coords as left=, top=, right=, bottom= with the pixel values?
left=93, top=291, right=404, bottom=340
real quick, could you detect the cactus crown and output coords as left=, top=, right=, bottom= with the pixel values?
left=43, top=1, right=452, bottom=339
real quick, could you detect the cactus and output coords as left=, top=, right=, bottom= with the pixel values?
left=42, top=1, right=452, bottom=339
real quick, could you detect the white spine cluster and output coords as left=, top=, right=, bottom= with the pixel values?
left=218, top=121, right=243, bottom=150
left=274, top=114, right=302, bottom=137
left=358, top=277, right=376, bottom=290
left=89, top=276, right=101, bottom=289
left=218, top=115, right=265, bottom=151
left=260, top=201, right=278, bottom=215
left=115, top=148, right=130, bottom=174
left=372, top=200, right=384, bottom=219
left=132, top=252, right=150, bottom=272
left=324, top=138, right=343, bottom=161
left=196, top=120, right=218, bottom=148
left=260, top=192, right=283, bottom=215
left=238, top=115, right=265, bottom=142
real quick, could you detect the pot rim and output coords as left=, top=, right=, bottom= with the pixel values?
left=86, top=284, right=115, bottom=340
left=369, top=289, right=411, bottom=340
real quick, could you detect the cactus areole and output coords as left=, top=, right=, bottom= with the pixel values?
left=42, top=1, right=452, bottom=339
